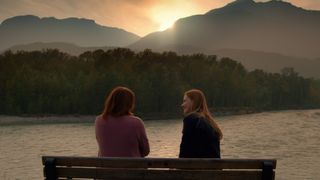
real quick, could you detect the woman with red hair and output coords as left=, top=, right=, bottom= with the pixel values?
left=179, top=89, right=223, bottom=158
left=95, top=86, right=150, bottom=157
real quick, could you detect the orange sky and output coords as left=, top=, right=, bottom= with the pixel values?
left=0, top=0, right=320, bottom=36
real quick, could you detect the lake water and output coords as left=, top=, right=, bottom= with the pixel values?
left=1, top=109, right=320, bottom=179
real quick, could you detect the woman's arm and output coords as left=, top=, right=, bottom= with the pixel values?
left=137, top=120, right=150, bottom=157
left=179, top=116, right=197, bottom=158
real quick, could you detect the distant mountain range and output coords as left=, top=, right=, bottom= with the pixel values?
left=213, top=49, right=320, bottom=78
left=6, top=41, right=320, bottom=78
left=0, top=15, right=140, bottom=50
left=129, top=0, right=320, bottom=59
left=1, top=0, right=320, bottom=78
left=7, top=42, right=113, bottom=56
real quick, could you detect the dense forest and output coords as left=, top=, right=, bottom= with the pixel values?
left=1, top=48, right=320, bottom=118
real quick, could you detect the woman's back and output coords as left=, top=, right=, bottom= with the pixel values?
left=95, top=115, right=149, bottom=157
left=179, top=113, right=220, bottom=158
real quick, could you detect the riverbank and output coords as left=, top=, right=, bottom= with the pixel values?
left=1, top=107, right=318, bottom=126
left=0, top=115, right=96, bottom=126
left=0, top=108, right=256, bottom=125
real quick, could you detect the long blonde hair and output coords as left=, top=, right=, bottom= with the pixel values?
left=185, top=89, right=223, bottom=140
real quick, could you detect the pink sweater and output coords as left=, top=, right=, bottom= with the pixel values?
left=95, top=115, right=150, bottom=157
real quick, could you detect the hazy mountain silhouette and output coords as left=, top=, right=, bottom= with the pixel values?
left=6, top=42, right=114, bottom=56
left=213, top=49, right=320, bottom=78
left=129, top=0, right=320, bottom=59
left=7, top=41, right=320, bottom=78
left=0, top=15, right=140, bottom=51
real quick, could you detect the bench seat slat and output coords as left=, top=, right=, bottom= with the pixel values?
left=55, top=167, right=274, bottom=180
left=42, top=156, right=276, bottom=169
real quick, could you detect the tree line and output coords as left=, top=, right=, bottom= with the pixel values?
left=1, top=48, right=320, bottom=118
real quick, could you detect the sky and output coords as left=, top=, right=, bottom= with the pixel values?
left=0, top=0, right=320, bottom=37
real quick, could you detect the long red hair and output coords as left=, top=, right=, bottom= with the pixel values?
left=185, top=89, right=223, bottom=140
left=101, top=86, right=135, bottom=119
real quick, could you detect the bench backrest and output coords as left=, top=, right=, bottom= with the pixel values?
left=42, top=156, right=276, bottom=180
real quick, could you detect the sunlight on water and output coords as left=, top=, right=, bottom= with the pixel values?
left=1, top=109, right=320, bottom=179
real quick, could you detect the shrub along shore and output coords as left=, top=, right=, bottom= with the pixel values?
left=1, top=48, right=320, bottom=120
left=2, top=107, right=318, bottom=126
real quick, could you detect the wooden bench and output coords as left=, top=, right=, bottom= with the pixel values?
left=42, top=156, right=276, bottom=180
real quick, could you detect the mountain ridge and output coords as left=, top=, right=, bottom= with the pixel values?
left=5, top=42, right=114, bottom=56
left=0, top=15, right=140, bottom=50
left=129, top=0, right=320, bottom=58
left=5, top=41, right=320, bottom=78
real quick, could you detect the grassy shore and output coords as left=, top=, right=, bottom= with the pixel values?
left=0, top=115, right=96, bottom=126
left=0, top=107, right=260, bottom=126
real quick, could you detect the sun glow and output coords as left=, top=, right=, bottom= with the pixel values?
left=159, top=19, right=175, bottom=31
left=153, top=11, right=180, bottom=31
left=151, top=3, right=197, bottom=31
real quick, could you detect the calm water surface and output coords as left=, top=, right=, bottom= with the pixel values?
left=1, top=109, right=320, bottom=179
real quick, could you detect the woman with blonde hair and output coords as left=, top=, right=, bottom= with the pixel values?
left=179, top=89, right=223, bottom=158
left=95, top=86, right=150, bottom=157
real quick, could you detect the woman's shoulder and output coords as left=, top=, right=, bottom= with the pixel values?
left=95, top=115, right=104, bottom=123
left=184, top=113, right=201, bottom=125
left=184, top=113, right=211, bottom=128
left=95, top=115, right=144, bottom=125
left=125, top=115, right=141, bottom=121
left=125, top=115, right=145, bottom=125
left=184, top=113, right=200, bottom=120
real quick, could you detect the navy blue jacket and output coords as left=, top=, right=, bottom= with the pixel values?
left=179, top=113, right=221, bottom=158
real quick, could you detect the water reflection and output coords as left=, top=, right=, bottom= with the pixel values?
left=1, top=109, right=320, bottom=179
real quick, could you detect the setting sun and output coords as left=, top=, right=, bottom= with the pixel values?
left=151, top=3, right=197, bottom=31
left=152, top=11, right=181, bottom=31
left=159, top=19, right=175, bottom=31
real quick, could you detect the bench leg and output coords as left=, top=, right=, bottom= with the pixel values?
left=262, top=161, right=274, bottom=180
left=44, top=158, right=56, bottom=180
